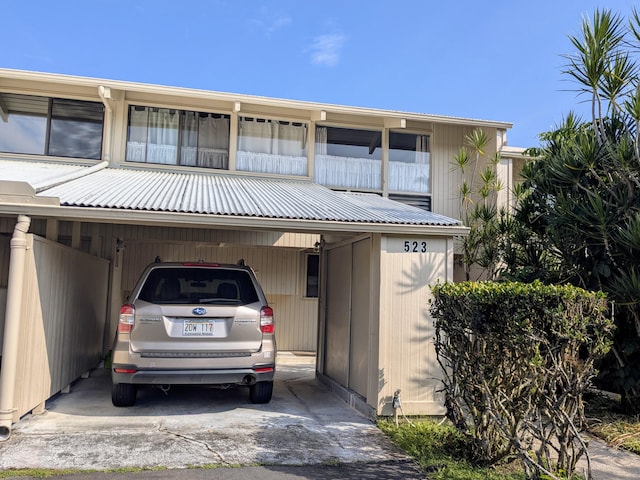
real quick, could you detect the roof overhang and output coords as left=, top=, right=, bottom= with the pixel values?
left=0, top=68, right=513, bottom=131
left=0, top=202, right=469, bottom=236
left=0, top=158, right=468, bottom=237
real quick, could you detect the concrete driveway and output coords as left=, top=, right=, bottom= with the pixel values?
left=0, top=354, right=415, bottom=473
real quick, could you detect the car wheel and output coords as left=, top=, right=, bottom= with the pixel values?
left=112, top=383, right=137, bottom=407
left=249, top=381, right=273, bottom=404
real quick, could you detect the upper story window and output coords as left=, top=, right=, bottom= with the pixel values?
left=315, top=126, right=382, bottom=190
left=0, top=93, right=104, bottom=159
left=388, top=132, right=430, bottom=194
left=126, top=106, right=230, bottom=169
left=237, top=117, right=308, bottom=176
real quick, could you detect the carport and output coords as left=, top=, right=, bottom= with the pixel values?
left=0, top=158, right=466, bottom=439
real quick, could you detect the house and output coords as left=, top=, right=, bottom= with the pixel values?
left=0, top=68, right=520, bottom=439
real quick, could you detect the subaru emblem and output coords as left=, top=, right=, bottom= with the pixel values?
left=192, top=307, right=207, bottom=316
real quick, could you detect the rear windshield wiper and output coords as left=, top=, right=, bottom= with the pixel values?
left=198, top=298, right=241, bottom=305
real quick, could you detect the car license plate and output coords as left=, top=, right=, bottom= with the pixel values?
left=183, top=320, right=214, bottom=336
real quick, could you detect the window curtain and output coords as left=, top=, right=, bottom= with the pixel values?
left=198, top=115, right=230, bottom=169
left=180, top=113, right=229, bottom=168
left=315, top=126, right=327, bottom=155
left=237, top=118, right=307, bottom=175
left=180, top=111, right=199, bottom=166
left=147, top=108, right=179, bottom=164
left=389, top=134, right=430, bottom=193
left=314, top=126, right=381, bottom=189
left=126, top=108, right=149, bottom=162
left=126, top=107, right=179, bottom=164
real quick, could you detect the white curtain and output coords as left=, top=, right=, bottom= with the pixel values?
left=315, top=127, right=327, bottom=155
left=389, top=134, right=430, bottom=193
left=236, top=151, right=307, bottom=175
left=237, top=118, right=307, bottom=175
left=180, top=112, right=199, bottom=166
left=314, top=126, right=381, bottom=189
left=181, top=114, right=229, bottom=168
left=126, top=107, right=179, bottom=164
left=147, top=109, right=178, bottom=164
left=315, top=154, right=381, bottom=189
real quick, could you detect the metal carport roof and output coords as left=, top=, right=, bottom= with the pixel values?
left=0, top=158, right=467, bottom=236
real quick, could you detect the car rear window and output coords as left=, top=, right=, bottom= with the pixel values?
left=138, top=267, right=260, bottom=305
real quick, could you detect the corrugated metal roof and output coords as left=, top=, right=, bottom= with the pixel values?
left=0, top=159, right=461, bottom=226
left=337, top=192, right=460, bottom=225
left=35, top=167, right=460, bottom=226
left=0, top=159, right=95, bottom=191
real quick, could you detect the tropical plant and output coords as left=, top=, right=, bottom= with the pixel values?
left=453, top=128, right=512, bottom=281
left=506, top=8, right=640, bottom=409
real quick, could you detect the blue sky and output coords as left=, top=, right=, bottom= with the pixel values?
left=2, top=0, right=638, bottom=148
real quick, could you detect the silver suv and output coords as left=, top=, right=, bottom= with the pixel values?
left=111, top=261, right=276, bottom=406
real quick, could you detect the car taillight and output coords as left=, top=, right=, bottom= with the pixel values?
left=114, top=368, right=137, bottom=374
left=118, top=304, right=135, bottom=333
left=260, top=306, right=274, bottom=334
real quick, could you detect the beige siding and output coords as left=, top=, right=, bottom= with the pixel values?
left=377, top=235, right=452, bottom=415
left=11, top=234, right=109, bottom=421
left=430, top=124, right=499, bottom=220
left=349, top=238, right=371, bottom=397
left=0, top=217, right=320, bottom=352
left=82, top=224, right=317, bottom=256
left=322, top=236, right=375, bottom=400
left=324, top=244, right=352, bottom=385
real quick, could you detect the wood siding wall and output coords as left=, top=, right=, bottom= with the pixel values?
left=377, top=235, right=453, bottom=415
left=322, top=236, right=375, bottom=401
left=0, top=218, right=321, bottom=353
left=430, top=124, right=499, bottom=220
left=11, top=234, right=109, bottom=421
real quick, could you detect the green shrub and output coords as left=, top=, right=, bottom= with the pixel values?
left=430, top=281, right=613, bottom=479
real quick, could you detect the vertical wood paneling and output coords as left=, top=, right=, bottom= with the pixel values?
left=349, top=238, right=371, bottom=397
left=431, top=124, right=498, bottom=220
left=84, top=222, right=318, bottom=258
left=12, top=234, right=109, bottom=421
left=378, top=236, right=449, bottom=415
left=324, top=244, right=352, bottom=385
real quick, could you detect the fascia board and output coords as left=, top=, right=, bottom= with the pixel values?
left=0, top=68, right=512, bottom=130
left=0, top=203, right=470, bottom=237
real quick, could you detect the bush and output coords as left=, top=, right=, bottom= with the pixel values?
left=430, top=281, right=614, bottom=479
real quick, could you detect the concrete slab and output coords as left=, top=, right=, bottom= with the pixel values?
left=0, top=356, right=410, bottom=471
left=1, top=354, right=640, bottom=479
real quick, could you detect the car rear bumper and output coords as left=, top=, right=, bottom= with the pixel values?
left=111, top=365, right=275, bottom=386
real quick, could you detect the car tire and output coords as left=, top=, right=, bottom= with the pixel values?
left=249, top=381, right=273, bottom=404
left=112, top=383, right=137, bottom=407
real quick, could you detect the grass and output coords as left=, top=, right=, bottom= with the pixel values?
left=379, top=393, right=640, bottom=479
left=378, top=418, right=526, bottom=479
left=0, top=467, right=170, bottom=478
left=585, top=390, right=640, bottom=455
left=0, top=464, right=245, bottom=478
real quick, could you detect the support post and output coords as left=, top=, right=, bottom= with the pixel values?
left=0, top=215, right=31, bottom=441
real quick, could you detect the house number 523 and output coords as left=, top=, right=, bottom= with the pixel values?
left=404, top=241, right=427, bottom=253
